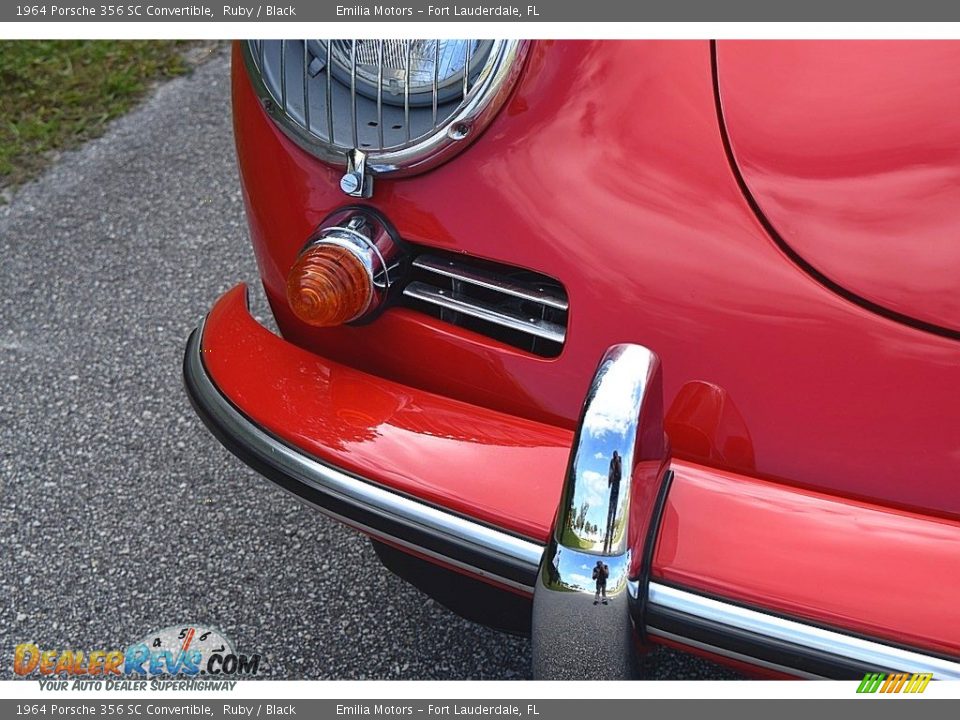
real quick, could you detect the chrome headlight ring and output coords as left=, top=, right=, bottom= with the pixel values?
left=242, top=39, right=529, bottom=193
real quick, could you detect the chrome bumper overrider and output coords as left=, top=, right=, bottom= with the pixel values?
left=184, top=321, right=960, bottom=680
left=531, top=344, right=672, bottom=679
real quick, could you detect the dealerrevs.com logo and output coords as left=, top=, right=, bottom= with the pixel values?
left=14, top=625, right=262, bottom=689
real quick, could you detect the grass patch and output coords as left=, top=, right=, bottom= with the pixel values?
left=0, top=41, right=192, bottom=191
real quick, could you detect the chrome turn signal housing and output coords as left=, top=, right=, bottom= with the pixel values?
left=286, top=209, right=404, bottom=327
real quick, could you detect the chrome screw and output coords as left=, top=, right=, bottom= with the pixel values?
left=340, top=172, right=363, bottom=195
left=340, top=148, right=373, bottom=198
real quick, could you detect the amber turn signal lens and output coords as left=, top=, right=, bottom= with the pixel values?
left=286, top=244, right=372, bottom=327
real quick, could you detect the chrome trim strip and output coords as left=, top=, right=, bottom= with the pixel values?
left=183, top=321, right=543, bottom=591
left=413, top=254, right=569, bottom=310
left=376, top=40, right=384, bottom=149
left=403, top=40, right=411, bottom=144
left=279, top=39, right=287, bottom=112
left=432, top=41, right=440, bottom=126
left=301, top=40, right=310, bottom=133
left=324, top=40, right=332, bottom=141
left=350, top=40, right=359, bottom=149
left=647, top=582, right=960, bottom=679
left=403, top=281, right=566, bottom=344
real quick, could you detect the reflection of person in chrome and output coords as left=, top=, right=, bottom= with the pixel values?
left=603, top=450, right=622, bottom=553
left=593, top=560, right=609, bottom=604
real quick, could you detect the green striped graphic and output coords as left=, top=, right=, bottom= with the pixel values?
left=856, top=672, right=886, bottom=693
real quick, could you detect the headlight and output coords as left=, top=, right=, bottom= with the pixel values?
left=243, top=39, right=528, bottom=193
left=321, top=40, right=494, bottom=108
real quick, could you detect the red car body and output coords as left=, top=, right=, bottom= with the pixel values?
left=185, top=40, right=960, bottom=679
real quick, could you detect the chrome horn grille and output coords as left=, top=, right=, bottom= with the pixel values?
left=242, top=40, right=528, bottom=177
left=401, top=253, right=568, bottom=358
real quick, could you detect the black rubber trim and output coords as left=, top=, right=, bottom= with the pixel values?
left=647, top=602, right=874, bottom=679
left=631, top=469, right=674, bottom=643
left=711, top=40, right=960, bottom=343
left=182, top=326, right=541, bottom=590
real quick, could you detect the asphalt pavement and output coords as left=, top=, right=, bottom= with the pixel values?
left=0, top=46, right=737, bottom=680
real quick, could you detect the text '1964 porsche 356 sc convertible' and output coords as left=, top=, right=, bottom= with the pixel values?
left=184, top=39, right=960, bottom=680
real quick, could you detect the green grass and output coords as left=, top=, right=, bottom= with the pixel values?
left=0, top=41, right=191, bottom=190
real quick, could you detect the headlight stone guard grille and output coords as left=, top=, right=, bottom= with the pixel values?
left=243, top=39, right=528, bottom=176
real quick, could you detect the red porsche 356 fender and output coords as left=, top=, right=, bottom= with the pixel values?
left=234, top=40, right=960, bottom=519
left=191, top=39, right=960, bottom=677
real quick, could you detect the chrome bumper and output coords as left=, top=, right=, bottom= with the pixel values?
left=184, top=321, right=960, bottom=681
left=183, top=323, right=542, bottom=592
left=646, top=584, right=960, bottom=680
